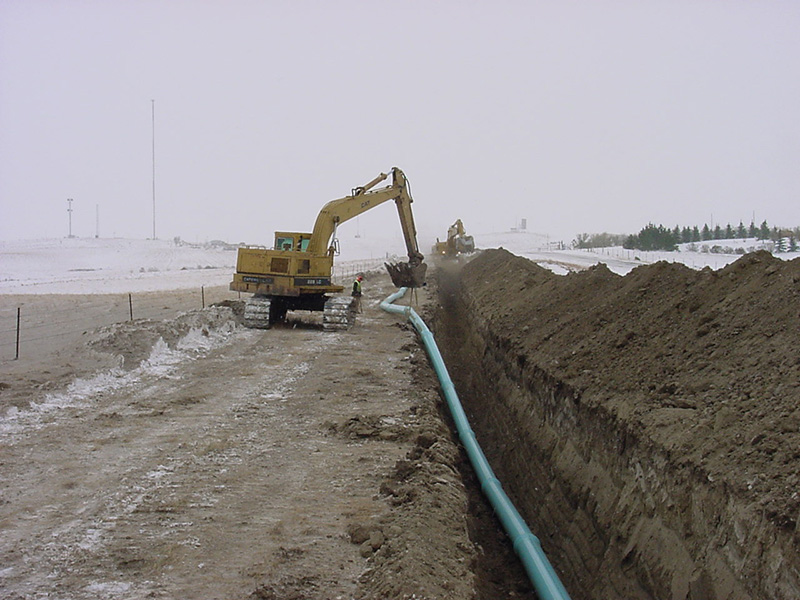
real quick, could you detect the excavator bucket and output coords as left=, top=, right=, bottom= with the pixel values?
left=385, top=260, right=428, bottom=288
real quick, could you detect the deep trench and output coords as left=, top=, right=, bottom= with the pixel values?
left=430, top=266, right=671, bottom=600
left=425, top=248, right=800, bottom=600
left=429, top=373, right=539, bottom=600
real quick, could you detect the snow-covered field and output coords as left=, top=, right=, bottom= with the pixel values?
left=0, top=238, right=236, bottom=294
left=1, top=233, right=797, bottom=295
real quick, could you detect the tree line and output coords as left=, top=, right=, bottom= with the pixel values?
left=574, top=221, right=800, bottom=252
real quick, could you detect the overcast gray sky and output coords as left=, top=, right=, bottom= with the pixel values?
left=1, top=0, right=798, bottom=247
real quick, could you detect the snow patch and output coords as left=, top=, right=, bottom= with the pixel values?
left=0, top=324, right=237, bottom=439
left=77, top=527, right=104, bottom=551
left=83, top=580, right=133, bottom=594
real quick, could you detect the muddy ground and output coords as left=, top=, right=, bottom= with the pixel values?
left=432, top=249, right=799, bottom=600
left=0, top=272, right=532, bottom=600
left=2, top=250, right=798, bottom=600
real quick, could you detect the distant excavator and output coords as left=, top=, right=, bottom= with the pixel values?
left=432, top=219, right=475, bottom=258
left=230, top=167, right=426, bottom=330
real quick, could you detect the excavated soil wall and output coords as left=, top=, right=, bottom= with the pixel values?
left=431, top=249, right=800, bottom=600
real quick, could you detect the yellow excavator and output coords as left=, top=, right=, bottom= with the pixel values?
left=432, top=219, right=475, bottom=258
left=230, top=167, right=427, bottom=330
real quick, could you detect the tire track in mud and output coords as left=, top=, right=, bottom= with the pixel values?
left=1, top=320, right=376, bottom=598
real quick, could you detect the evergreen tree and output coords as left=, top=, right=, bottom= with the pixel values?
left=623, top=234, right=637, bottom=250
left=651, top=221, right=800, bottom=247
left=627, top=223, right=678, bottom=251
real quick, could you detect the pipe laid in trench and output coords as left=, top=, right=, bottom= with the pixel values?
left=380, top=287, right=572, bottom=600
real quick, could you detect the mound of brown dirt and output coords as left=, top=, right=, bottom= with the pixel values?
left=464, top=249, right=800, bottom=527
left=436, top=248, right=800, bottom=599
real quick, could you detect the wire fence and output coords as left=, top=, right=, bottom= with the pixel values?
left=332, top=257, right=396, bottom=286
left=0, top=285, right=238, bottom=363
left=0, top=258, right=399, bottom=363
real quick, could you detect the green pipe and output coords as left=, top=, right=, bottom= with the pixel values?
left=381, top=287, right=572, bottom=600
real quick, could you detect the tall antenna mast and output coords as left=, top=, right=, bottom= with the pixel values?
left=67, top=198, right=74, bottom=238
left=151, top=99, right=156, bottom=240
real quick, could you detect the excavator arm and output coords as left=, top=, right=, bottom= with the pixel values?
left=307, top=167, right=426, bottom=287
left=385, top=169, right=426, bottom=287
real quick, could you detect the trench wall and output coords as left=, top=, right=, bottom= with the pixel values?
left=431, top=252, right=800, bottom=600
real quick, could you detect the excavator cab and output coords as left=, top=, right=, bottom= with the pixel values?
left=274, top=232, right=311, bottom=252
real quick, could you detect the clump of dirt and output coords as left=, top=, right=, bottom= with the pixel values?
left=324, top=413, right=414, bottom=441
left=87, top=306, right=238, bottom=368
left=435, top=248, right=800, bottom=599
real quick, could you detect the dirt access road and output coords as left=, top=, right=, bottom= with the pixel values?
left=0, top=272, right=532, bottom=600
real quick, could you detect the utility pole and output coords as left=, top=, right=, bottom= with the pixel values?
left=151, top=99, right=157, bottom=240
left=67, top=198, right=74, bottom=238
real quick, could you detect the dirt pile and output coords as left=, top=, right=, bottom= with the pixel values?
left=433, top=249, right=800, bottom=599
left=87, top=306, right=238, bottom=368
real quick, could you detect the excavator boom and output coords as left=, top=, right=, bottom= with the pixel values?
left=306, top=167, right=426, bottom=287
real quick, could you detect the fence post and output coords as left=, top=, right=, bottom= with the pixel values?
left=15, top=307, right=20, bottom=360
left=201, top=285, right=205, bottom=308
left=129, top=293, right=133, bottom=321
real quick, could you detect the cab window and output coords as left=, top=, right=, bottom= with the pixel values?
left=300, top=238, right=310, bottom=251
left=275, top=236, right=294, bottom=251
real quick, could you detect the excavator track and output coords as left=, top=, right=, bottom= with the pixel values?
left=243, top=296, right=273, bottom=329
left=322, top=296, right=357, bottom=331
